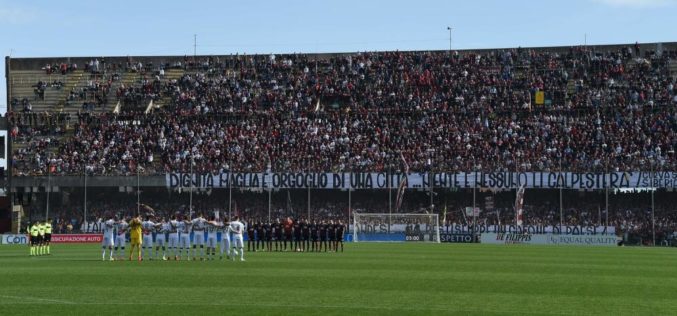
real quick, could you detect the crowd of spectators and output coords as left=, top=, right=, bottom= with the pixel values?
left=10, top=107, right=676, bottom=175
left=10, top=44, right=676, bottom=176
left=43, top=63, right=78, bottom=75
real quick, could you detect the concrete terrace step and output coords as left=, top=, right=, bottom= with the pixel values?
left=669, top=60, right=677, bottom=79
left=566, top=79, right=576, bottom=98
left=58, top=71, right=115, bottom=115
left=9, top=70, right=85, bottom=113
left=164, top=69, right=184, bottom=80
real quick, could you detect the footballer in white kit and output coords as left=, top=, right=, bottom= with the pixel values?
left=205, top=216, right=220, bottom=260
left=191, top=214, right=207, bottom=260
left=114, top=218, right=128, bottom=260
left=101, top=217, right=116, bottom=261
left=155, top=219, right=169, bottom=260
left=178, top=217, right=193, bottom=260
left=220, top=217, right=232, bottom=260
left=141, top=216, right=156, bottom=260
left=229, top=216, right=245, bottom=261
left=168, top=216, right=180, bottom=260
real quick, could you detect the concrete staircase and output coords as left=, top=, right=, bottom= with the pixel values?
left=11, top=67, right=191, bottom=115
left=8, top=70, right=79, bottom=113
left=108, top=68, right=185, bottom=113
left=107, top=70, right=140, bottom=112
left=60, top=70, right=98, bottom=115
left=669, top=60, right=677, bottom=79
left=8, top=69, right=118, bottom=116
left=154, top=68, right=184, bottom=109
left=566, top=79, right=576, bottom=99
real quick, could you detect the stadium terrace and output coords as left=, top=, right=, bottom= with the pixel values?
left=3, top=41, right=677, bottom=248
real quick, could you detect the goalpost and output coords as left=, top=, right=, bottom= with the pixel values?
left=353, top=213, right=440, bottom=243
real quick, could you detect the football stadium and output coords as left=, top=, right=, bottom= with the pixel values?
left=0, top=1, right=676, bottom=315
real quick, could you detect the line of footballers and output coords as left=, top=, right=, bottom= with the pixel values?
left=246, top=219, right=347, bottom=253
left=101, top=212, right=246, bottom=262
left=28, top=219, right=53, bottom=256
left=100, top=213, right=345, bottom=262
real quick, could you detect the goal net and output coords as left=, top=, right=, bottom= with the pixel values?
left=353, top=213, right=440, bottom=243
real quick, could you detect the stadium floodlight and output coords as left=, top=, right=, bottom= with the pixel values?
left=446, top=26, right=453, bottom=51
left=353, top=213, right=440, bottom=243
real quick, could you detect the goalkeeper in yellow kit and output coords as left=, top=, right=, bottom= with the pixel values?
left=129, top=215, right=143, bottom=261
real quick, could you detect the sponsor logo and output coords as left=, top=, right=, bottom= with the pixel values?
left=440, top=233, right=476, bottom=243
left=1, top=234, right=28, bottom=245
left=51, top=234, right=103, bottom=243
left=548, top=235, right=618, bottom=246
left=492, top=233, right=532, bottom=244
left=481, top=233, right=617, bottom=246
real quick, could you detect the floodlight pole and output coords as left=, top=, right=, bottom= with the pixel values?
left=228, top=170, right=232, bottom=220
left=388, top=166, right=392, bottom=215
left=472, top=158, right=477, bottom=231
left=605, top=158, right=609, bottom=227
left=447, top=26, right=453, bottom=51
left=651, top=159, right=655, bottom=246
left=193, top=34, right=197, bottom=65
left=189, top=156, right=193, bottom=219
left=430, top=171, right=434, bottom=213
left=268, top=188, right=272, bottom=223
left=136, top=162, right=140, bottom=217
left=46, top=163, right=51, bottom=221
left=84, top=165, right=87, bottom=229
left=559, top=158, right=563, bottom=226
left=388, top=166, right=392, bottom=232
left=348, top=188, right=352, bottom=234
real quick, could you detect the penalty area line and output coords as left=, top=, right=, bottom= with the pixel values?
left=0, top=294, right=76, bottom=305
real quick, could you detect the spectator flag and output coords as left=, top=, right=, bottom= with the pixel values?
left=287, top=190, right=294, bottom=216
left=514, top=185, right=525, bottom=226
left=314, top=98, right=322, bottom=112
left=144, top=99, right=154, bottom=114
left=113, top=101, right=121, bottom=114
left=395, top=153, right=409, bottom=212
left=442, top=204, right=447, bottom=225
left=459, top=207, right=469, bottom=225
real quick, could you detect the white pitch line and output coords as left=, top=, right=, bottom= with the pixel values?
left=0, top=294, right=76, bottom=305
left=0, top=299, right=583, bottom=315
left=1, top=295, right=651, bottom=315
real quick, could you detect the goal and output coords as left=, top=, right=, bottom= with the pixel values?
left=352, top=213, right=440, bottom=243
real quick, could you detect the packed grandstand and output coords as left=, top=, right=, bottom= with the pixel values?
left=6, top=42, right=677, bottom=245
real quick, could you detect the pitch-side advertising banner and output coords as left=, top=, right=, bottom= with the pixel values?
left=439, top=233, right=476, bottom=243
left=51, top=234, right=103, bottom=243
left=1, top=234, right=29, bottom=245
left=481, top=233, right=618, bottom=246
left=443, top=224, right=615, bottom=235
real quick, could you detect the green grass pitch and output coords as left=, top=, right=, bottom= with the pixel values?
left=1, top=243, right=676, bottom=315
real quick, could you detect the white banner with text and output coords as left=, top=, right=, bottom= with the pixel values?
left=166, top=171, right=677, bottom=190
